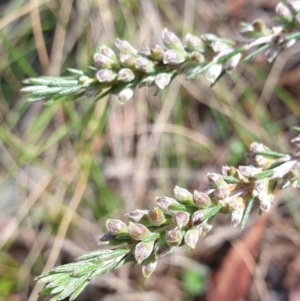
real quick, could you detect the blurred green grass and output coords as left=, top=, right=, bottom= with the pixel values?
left=0, top=0, right=299, bottom=301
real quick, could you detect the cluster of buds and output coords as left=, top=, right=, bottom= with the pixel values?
left=36, top=131, right=300, bottom=300
left=96, top=133, right=300, bottom=278
left=22, top=1, right=300, bottom=104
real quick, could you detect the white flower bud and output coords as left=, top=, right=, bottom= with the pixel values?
left=225, top=53, right=241, bottom=73
left=163, top=49, right=186, bottom=65
left=96, top=69, right=117, bottom=83
left=115, top=38, right=136, bottom=54
left=117, top=68, right=135, bottom=82
left=185, top=33, right=205, bottom=52
left=205, top=64, right=222, bottom=83
left=155, top=73, right=172, bottom=89
left=276, top=2, right=293, bottom=20
left=162, top=28, right=185, bottom=52
left=134, top=241, right=154, bottom=263
left=184, top=227, right=199, bottom=249
left=135, top=57, right=155, bottom=73
left=142, top=259, right=157, bottom=278
left=116, top=88, right=134, bottom=104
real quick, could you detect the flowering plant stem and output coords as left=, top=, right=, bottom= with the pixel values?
left=21, top=1, right=300, bottom=300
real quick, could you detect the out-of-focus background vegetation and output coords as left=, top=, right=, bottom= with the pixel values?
left=1, top=0, right=300, bottom=300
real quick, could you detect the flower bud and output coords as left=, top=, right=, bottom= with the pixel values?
left=116, top=88, right=134, bottom=104
left=205, top=64, right=222, bottom=83
left=191, top=209, right=211, bottom=226
left=155, top=73, right=172, bottom=89
left=140, top=75, right=156, bottom=87
left=184, top=227, right=199, bottom=249
left=147, top=207, right=166, bottom=226
left=163, top=49, right=186, bottom=65
left=150, top=45, right=164, bottom=61
left=207, top=173, right=227, bottom=187
left=99, top=45, right=118, bottom=62
left=187, top=51, right=205, bottom=64
left=138, top=47, right=151, bottom=56
left=214, top=186, right=231, bottom=199
left=142, top=259, right=157, bottom=278
left=225, top=53, right=241, bottom=73
left=165, top=229, right=183, bottom=246
left=259, top=194, right=273, bottom=212
left=289, top=1, right=300, bottom=12
left=96, top=69, right=117, bottom=83
left=253, top=178, right=269, bottom=197
left=185, top=33, right=205, bottom=52
left=93, top=53, right=115, bottom=69
left=174, top=185, right=193, bottom=204
left=115, top=38, right=136, bottom=54
left=231, top=209, right=244, bottom=227
left=211, top=41, right=230, bottom=52
left=125, top=209, right=149, bottom=223
left=134, top=241, right=154, bottom=263
left=238, top=166, right=261, bottom=178
left=200, top=221, right=212, bottom=235
left=135, top=57, right=155, bottom=73
left=162, top=28, right=185, bottom=52
left=156, top=196, right=185, bottom=213
left=172, top=211, right=190, bottom=228
left=252, top=19, right=267, bottom=32
left=117, top=68, right=135, bottom=82
left=193, top=190, right=212, bottom=208
left=119, top=52, right=136, bottom=68
left=265, top=47, right=278, bottom=63
left=128, top=222, right=152, bottom=241
left=276, top=2, right=293, bottom=20
left=105, top=219, right=128, bottom=235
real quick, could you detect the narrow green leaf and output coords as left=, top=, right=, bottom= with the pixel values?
left=254, top=169, right=274, bottom=180
left=241, top=196, right=255, bottom=229
left=243, top=44, right=269, bottom=61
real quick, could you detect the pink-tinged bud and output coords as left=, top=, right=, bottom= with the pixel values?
left=142, top=259, right=157, bottom=278
left=134, top=241, right=154, bottom=264
left=275, top=2, right=293, bottom=20
left=93, top=53, right=115, bottom=69
left=174, top=185, right=193, bottom=204
left=253, top=178, right=269, bottom=197
left=185, top=33, right=205, bottom=52
left=105, top=219, right=128, bottom=235
left=231, top=209, right=244, bottom=227
left=225, top=197, right=245, bottom=213
left=165, top=229, right=183, bottom=246
left=138, top=47, right=151, bottom=56
left=163, top=49, right=185, bottom=65
left=115, top=38, right=136, bottom=54
left=125, top=209, right=149, bottom=223
left=147, top=207, right=166, bottom=226
left=193, top=190, right=212, bottom=208
left=225, top=53, right=241, bottom=73
left=214, top=186, right=230, bottom=199
left=155, top=196, right=185, bottom=213
left=205, top=64, right=222, bottom=83
left=191, top=209, right=210, bottom=226
left=135, top=57, right=155, bottom=73
left=184, top=227, right=199, bottom=249
left=238, top=166, right=261, bottom=178
left=155, top=73, right=172, bottom=90
left=119, top=52, right=136, bottom=68
left=173, top=211, right=190, bottom=229
left=116, top=88, right=133, bottom=104
left=207, top=173, right=227, bottom=187
left=117, top=68, right=135, bottom=82
left=140, top=75, right=156, bottom=87
left=96, top=69, right=117, bottom=83
left=150, top=45, right=164, bottom=61
left=99, top=45, right=118, bottom=61
left=162, top=28, right=185, bottom=52
left=128, top=222, right=152, bottom=241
